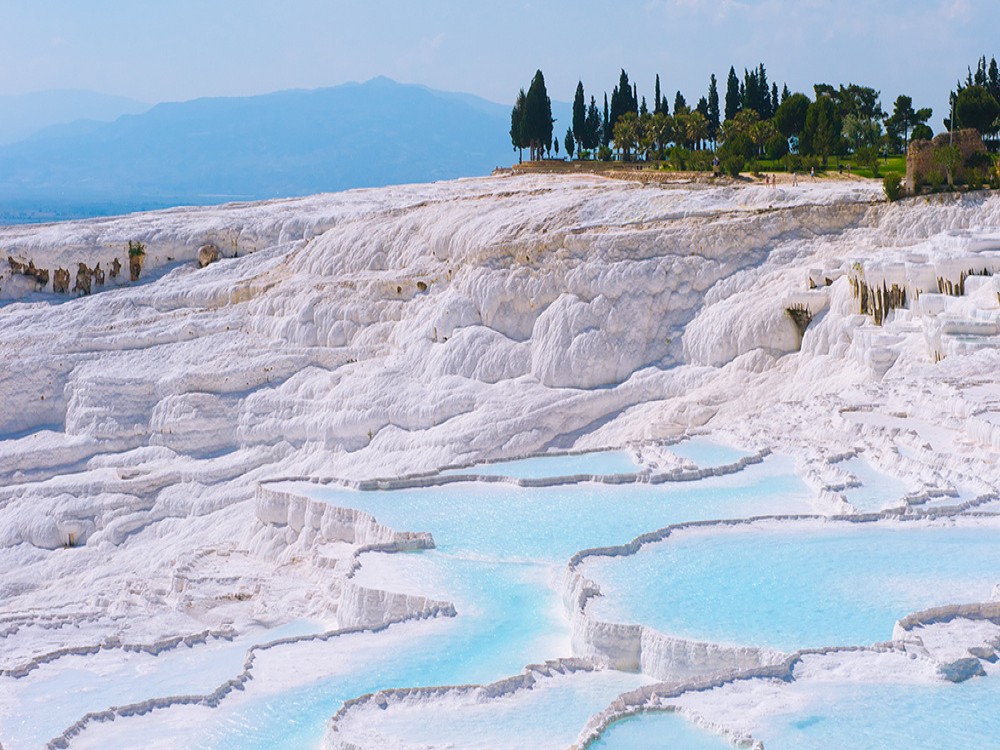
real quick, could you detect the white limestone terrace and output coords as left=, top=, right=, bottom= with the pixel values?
left=1, top=173, right=1000, bottom=748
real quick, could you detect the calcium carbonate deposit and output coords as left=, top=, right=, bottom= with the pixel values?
left=1, top=174, right=999, bottom=749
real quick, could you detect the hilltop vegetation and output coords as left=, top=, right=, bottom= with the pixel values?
left=510, top=56, right=1000, bottom=183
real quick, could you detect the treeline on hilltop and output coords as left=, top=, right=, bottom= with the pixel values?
left=509, top=57, right=1000, bottom=178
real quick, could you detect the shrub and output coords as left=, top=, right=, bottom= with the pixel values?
left=855, top=145, right=880, bottom=177
left=782, top=153, right=804, bottom=173
left=667, top=146, right=689, bottom=170
left=883, top=173, right=904, bottom=202
left=721, top=154, right=744, bottom=177
left=127, top=240, right=145, bottom=258
left=597, top=145, right=612, bottom=162
left=687, top=149, right=715, bottom=172
left=965, top=151, right=992, bottom=171
left=968, top=168, right=985, bottom=190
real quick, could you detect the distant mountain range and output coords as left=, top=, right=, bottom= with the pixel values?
left=0, top=89, right=149, bottom=146
left=0, top=78, right=571, bottom=223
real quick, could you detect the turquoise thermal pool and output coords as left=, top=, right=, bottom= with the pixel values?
left=200, top=456, right=810, bottom=748
left=584, top=520, right=1000, bottom=651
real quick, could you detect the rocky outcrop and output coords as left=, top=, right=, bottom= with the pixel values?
left=198, top=243, right=221, bottom=268
left=73, top=263, right=92, bottom=296
left=7, top=256, right=50, bottom=287
left=52, top=268, right=70, bottom=294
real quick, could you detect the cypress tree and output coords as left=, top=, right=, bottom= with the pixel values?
left=524, top=70, right=553, bottom=161
left=510, top=88, right=527, bottom=163
left=654, top=74, right=662, bottom=115
left=603, top=93, right=610, bottom=147
left=640, top=96, right=648, bottom=116
left=610, top=69, right=632, bottom=129
left=771, top=83, right=779, bottom=118
left=573, top=81, right=587, bottom=156
left=586, top=95, right=601, bottom=150
left=632, top=83, right=638, bottom=113
left=674, top=91, right=688, bottom=114
left=725, top=66, right=740, bottom=121
left=707, top=74, right=720, bottom=142
left=782, top=84, right=791, bottom=103
left=758, top=63, right=770, bottom=116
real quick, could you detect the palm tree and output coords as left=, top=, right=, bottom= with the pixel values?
left=613, top=112, right=640, bottom=161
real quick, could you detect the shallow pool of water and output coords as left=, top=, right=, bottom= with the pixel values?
left=667, top=438, right=751, bottom=468
left=757, top=675, right=1000, bottom=749
left=196, top=458, right=811, bottom=748
left=837, top=456, right=910, bottom=511
left=587, top=520, right=1000, bottom=651
left=592, top=710, right=731, bottom=750
left=332, top=668, right=649, bottom=750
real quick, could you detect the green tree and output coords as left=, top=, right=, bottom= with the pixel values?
left=801, top=97, right=842, bottom=164
left=647, top=111, right=672, bottom=158
left=654, top=74, right=662, bottom=115
left=603, top=93, right=610, bottom=146
left=774, top=93, right=811, bottom=139
left=707, top=74, right=720, bottom=143
left=585, top=96, right=602, bottom=151
left=686, top=110, right=709, bottom=150
left=524, top=70, right=554, bottom=161
left=842, top=114, right=883, bottom=152
left=955, top=84, right=1000, bottom=135
left=610, top=69, right=636, bottom=131
left=725, top=66, right=741, bottom=121
left=613, top=111, right=640, bottom=160
left=674, top=91, right=688, bottom=114
left=509, top=88, right=527, bottom=163
left=886, top=95, right=932, bottom=153
left=933, top=144, right=962, bottom=186
left=572, top=81, right=586, bottom=156
left=564, top=127, right=575, bottom=159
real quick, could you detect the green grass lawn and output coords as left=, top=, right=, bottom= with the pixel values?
left=752, top=154, right=906, bottom=178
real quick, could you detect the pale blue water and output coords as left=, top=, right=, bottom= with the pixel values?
left=441, top=450, right=640, bottom=478
left=668, top=438, right=750, bottom=468
left=588, top=523, right=1000, bottom=651
left=757, top=677, right=1000, bottom=749
left=198, top=458, right=811, bottom=749
left=838, top=456, right=910, bottom=511
left=593, top=711, right=731, bottom=749
left=591, top=678, right=1000, bottom=750
left=346, top=669, right=649, bottom=750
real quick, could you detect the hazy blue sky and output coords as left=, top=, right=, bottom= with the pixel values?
left=3, top=0, right=998, bottom=126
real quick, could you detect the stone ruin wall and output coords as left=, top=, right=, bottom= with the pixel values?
left=905, top=128, right=986, bottom=193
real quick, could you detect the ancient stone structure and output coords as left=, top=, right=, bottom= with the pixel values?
left=73, top=263, right=93, bottom=296
left=197, top=243, right=220, bottom=268
left=7, top=256, right=50, bottom=287
left=129, top=254, right=144, bottom=282
left=905, top=128, right=987, bottom=193
left=110, top=258, right=122, bottom=278
left=52, top=268, right=70, bottom=294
